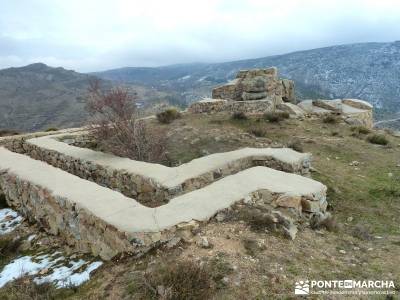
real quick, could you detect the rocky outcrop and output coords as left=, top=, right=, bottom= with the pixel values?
left=298, top=99, right=374, bottom=128
left=212, top=67, right=296, bottom=105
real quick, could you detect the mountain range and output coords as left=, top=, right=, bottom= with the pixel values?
left=1, top=41, right=399, bottom=132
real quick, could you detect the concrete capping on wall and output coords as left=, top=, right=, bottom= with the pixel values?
left=0, top=147, right=327, bottom=260
left=9, top=133, right=312, bottom=206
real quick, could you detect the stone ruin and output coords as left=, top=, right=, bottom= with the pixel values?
left=0, top=128, right=328, bottom=260
left=212, top=67, right=296, bottom=104
left=0, top=67, right=374, bottom=261
left=189, top=67, right=373, bottom=129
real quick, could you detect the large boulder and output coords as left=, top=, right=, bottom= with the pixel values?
left=212, top=67, right=295, bottom=106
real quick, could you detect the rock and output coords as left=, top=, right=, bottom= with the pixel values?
left=197, top=236, right=212, bottom=249
left=166, top=237, right=181, bottom=249
left=283, top=224, right=298, bottom=240
left=211, top=67, right=292, bottom=105
left=342, top=99, right=373, bottom=110
left=277, top=103, right=304, bottom=117
left=275, top=195, right=302, bottom=211
left=339, top=249, right=346, bottom=254
left=349, top=161, right=360, bottom=166
left=312, top=100, right=341, bottom=112
left=215, top=212, right=226, bottom=222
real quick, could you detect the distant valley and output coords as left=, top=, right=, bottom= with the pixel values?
left=1, top=41, right=400, bottom=132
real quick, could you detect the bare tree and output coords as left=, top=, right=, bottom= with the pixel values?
left=86, top=79, right=166, bottom=162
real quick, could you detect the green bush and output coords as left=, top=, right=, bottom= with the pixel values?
left=367, top=134, right=389, bottom=145
left=231, top=112, right=248, bottom=121
left=156, top=108, right=182, bottom=124
left=263, top=111, right=289, bottom=123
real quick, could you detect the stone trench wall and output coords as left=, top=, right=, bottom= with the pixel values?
left=0, top=168, right=327, bottom=260
left=4, top=138, right=310, bottom=207
left=0, top=169, right=189, bottom=260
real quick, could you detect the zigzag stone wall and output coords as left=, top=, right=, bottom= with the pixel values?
left=5, top=134, right=311, bottom=207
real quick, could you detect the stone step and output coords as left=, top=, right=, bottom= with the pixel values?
left=0, top=147, right=327, bottom=260
left=15, top=133, right=312, bottom=206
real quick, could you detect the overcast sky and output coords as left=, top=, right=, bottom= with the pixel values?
left=1, top=0, right=399, bottom=72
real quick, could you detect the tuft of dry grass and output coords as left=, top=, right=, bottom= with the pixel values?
left=247, top=125, right=267, bottom=137
left=156, top=108, right=182, bottom=124
left=351, top=224, right=373, bottom=241
left=367, top=133, right=389, bottom=145
left=322, top=115, right=339, bottom=124
left=0, top=235, right=22, bottom=265
left=137, top=260, right=215, bottom=300
left=263, top=111, right=289, bottom=123
left=231, top=112, right=248, bottom=121
left=287, top=139, right=304, bottom=152
left=0, top=277, right=74, bottom=300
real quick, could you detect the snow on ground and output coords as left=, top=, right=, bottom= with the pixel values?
left=0, top=208, right=23, bottom=234
left=0, top=251, right=103, bottom=288
left=178, top=75, right=191, bottom=81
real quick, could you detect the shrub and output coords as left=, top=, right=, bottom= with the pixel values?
left=139, top=260, right=215, bottom=300
left=0, top=129, right=20, bottom=137
left=0, top=235, right=22, bottom=265
left=231, top=112, right=248, bottom=120
left=240, top=207, right=276, bottom=231
left=156, top=108, right=181, bottom=124
left=367, top=134, right=389, bottom=145
left=44, top=127, right=58, bottom=132
left=263, top=111, right=289, bottom=123
left=86, top=80, right=167, bottom=163
left=247, top=125, right=267, bottom=137
left=0, top=277, right=74, bottom=300
left=287, top=139, right=303, bottom=152
left=351, top=224, right=373, bottom=240
left=310, top=215, right=339, bottom=232
left=322, top=115, right=338, bottom=124
left=350, top=126, right=371, bottom=135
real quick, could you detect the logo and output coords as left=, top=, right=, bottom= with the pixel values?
left=294, top=279, right=396, bottom=296
left=295, top=280, right=310, bottom=295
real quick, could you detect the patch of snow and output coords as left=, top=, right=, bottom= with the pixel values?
left=178, top=75, right=191, bottom=81
left=0, top=208, right=23, bottom=234
left=27, top=234, right=36, bottom=242
left=0, top=251, right=102, bottom=288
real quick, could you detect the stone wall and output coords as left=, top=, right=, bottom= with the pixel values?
left=5, top=136, right=311, bottom=207
left=0, top=168, right=176, bottom=260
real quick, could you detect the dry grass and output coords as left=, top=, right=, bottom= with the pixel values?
left=0, top=277, right=74, bottom=300
left=231, top=112, right=248, bottom=121
left=322, top=114, right=339, bottom=124
left=136, top=260, right=215, bottom=300
left=156, top=108, right=182, bottom=124
left=263, top=111, right=289, bottom=123
left=247, top=125, right=267, bottom=137
left=367, top=133, right=389, bottom=145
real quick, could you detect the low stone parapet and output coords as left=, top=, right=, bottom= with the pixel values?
left=8, top=134, right=311, bottom=206
left=0, top=148, right=327, bottom=260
